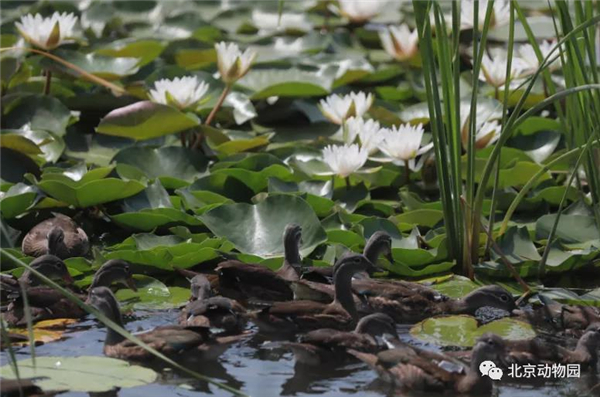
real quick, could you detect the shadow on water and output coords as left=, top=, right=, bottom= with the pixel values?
left=1, top=310, right=599, bottom=397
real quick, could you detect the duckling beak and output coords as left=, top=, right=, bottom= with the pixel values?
left=126, top=277, right=138, bottom=292
left=63, top=273, right=74, bottom=284
left=385, top=251, right=394, bottom=264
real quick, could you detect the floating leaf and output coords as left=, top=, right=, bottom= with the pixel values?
left=116, top=275, right=191, bottom=310
left=2, top=94, right=72, bottom=137
left=97, top=101, right=200, bottom=140
left=200, top=195, right=327, bottom=257
left=239, top=69, right=333, bottom=99
left=0, top=183, right=37, bottom=218
left=42, top=49, right=140, bottom=80
left=0, top=356, right=157, bottom=392
left=411, top=315, right=536, bottom=347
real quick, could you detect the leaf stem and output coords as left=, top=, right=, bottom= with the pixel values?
left=0, top=47, right=126, bottom=95
left=43, top=70, right=52, bottom=95
left=192, top=84, right=232, bottom=150
left=404, top=160, right=410, bottom=186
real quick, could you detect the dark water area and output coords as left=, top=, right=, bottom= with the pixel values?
left=1, top=310, right=598, bottom=397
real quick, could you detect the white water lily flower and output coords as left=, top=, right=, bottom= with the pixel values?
left=274, top=37, right=304, bottom=54
left=215, top=42, right=257, bottom=84
left=15, top=12, right=78, bottom=50
left=479, top=52, right=525, bottom=88
left=148, top=76, right=210, bottom=110
left=322, top=144, right=369, bottom=178
left=345, top=117, right=384, bottom=154
left=377, top=123, right=427, bottom=162
left=461, top=0, right=510, bottom=31
left=379, top=24, right=419, bottom=62
left=337, top=0, right=388, bottom=24
left=474, top=120, right=501, bottom=149
left=518, top=40, right=561, bottom=74
left=252, top=10, right=312, bottom=34
left=319, top=92, right=374, bottom=125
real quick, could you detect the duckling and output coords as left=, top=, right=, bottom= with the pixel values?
left=350, top=333, right=507, bottom=394
left=217, top=224, right=303, bottom=302
left=248, top=254, right=376, bottom=334
left=515, top=294, right=600, bottom=337
left=179, top=274, right=246, bottom=335
left=1, top=254, right=73, bottom=304
left=507, top=322, right=600, bottom=371
left=22, top=214, right=89, bottom=259
left=282, top=313, right=398, bottom=365
left=3, top=260, right=136, bottom=326
left=300, top=231, right=394, bottom=283
left=365, top=285, right=516, bottom=323
left=88, top=286, right=246, bottom=361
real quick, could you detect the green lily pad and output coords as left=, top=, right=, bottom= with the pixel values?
left=42, top=49, right=140, bottom=80
left=113, top=146, right=209, bottom=188
left=393, top=209, right=444, bottom=230
left=200, top=194, right=327, bottom=258
left=410, top=315, right=536, bottom=347
left=536, top=214, right=600, bottom=244
left=105, top=233, right=227, bottom=270
left=239, top=69, right=333, bottom=99
left=2, top=94, right=72, bottom=137
left=97, top=101, right=200, bottom=141
left=116, top=275, right=191, bottom=310
left=35, top=164, right=146, bottom=208
left=96, top=39, right=166, bottom=67
left=423, top=275, right=480, bottom=298
left=0, top=356, right=157, bottom=393
left=0, top=183, right=37, bottom=218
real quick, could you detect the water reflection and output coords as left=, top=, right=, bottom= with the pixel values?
left=1, top=310, right=599, bottom=397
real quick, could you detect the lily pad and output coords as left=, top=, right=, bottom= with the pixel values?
left=2, top=94, right=72, bottom=137
left=536, top=214, right=600, bottom=244
left=113, top=146, right=209, bottom=188
left=239, top=69, right=333, bottom=99
left=0, top=356, right=157, bottom=393
left=200, top=194, right=327, bottom=257
left=42, top=49, right=140, bottom=80
left=410, top=315, right=536, bottom=347
left=96, top=101, right=200, bottom=141
left=116, top=275, right=191, bottom=310
left=0, top=183, right=37, bottom=218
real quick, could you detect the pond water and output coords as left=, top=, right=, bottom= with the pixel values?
left=1, top=310, right=597, bottom=397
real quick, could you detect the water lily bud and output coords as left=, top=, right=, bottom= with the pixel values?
left=15, top=12, right=78, bottom=51
left=215, top=42, right=257, bottom=84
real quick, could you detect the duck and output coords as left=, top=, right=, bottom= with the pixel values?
left=3, top=259, right=137, bottom=326
left=365, top=284, right=516, bottom=323
left=248, top=254, right=376, bottom=334
left=22, top=214, right=89, bottom=259
left=349, top=333, right=507, bottom=394
left=88, top=286, right=246, bottom=361
left=515, top=294, right=600, bottom=337
left=506, top=322, right=600, bottom=371
left=281, top=313, right=398, bottom=365
left=1, top=254, right=73, bottom=304
left=300, top=231, right=394, bottom=283
left=179, top=274, right=247, bottom=335
left=216, top=223, right=303, bottom=302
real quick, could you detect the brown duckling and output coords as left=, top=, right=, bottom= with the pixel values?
left=282, top=313, right=398, bottom=365
left=506, top=322, right=600, bottom=371
left=88, top=286, right=246, bottom=361
left=217, top=223, right=303, bottom=302
left=22, top=214, right=89, bottom=259
left=4, top=260, right=136, bottom=326
left=366, top=285, right=515, bottom=323
left=1, top=254, right=73, bottom=304
left=179, top=275, right=246, bottom=335
left=515, top=294, right=600, bottom=337
left=350, top=333, right=507, bottom=394
left=248, top=254, right=376, bottom=334
left=300, top=231, right=394, bottom=283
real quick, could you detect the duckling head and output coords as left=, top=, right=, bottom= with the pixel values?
left=459, top=285, right=515, bottom=314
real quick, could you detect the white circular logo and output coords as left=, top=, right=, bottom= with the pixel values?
left=479, top=360, right=496, bottom=376
left=488, top=367, right=504, bottom=380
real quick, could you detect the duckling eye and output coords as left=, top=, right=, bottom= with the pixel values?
left=500, top=294, right=509, bottom=302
